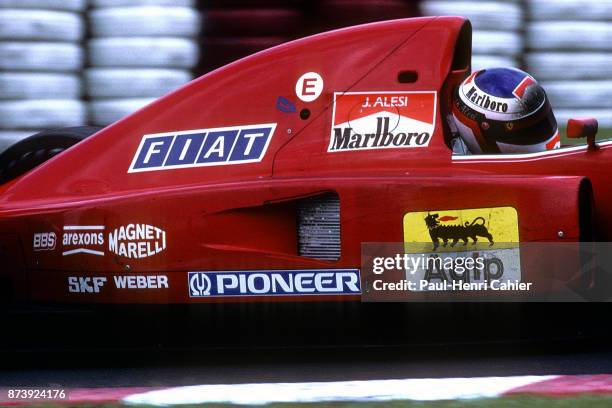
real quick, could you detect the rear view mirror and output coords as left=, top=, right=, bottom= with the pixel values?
left=567, top=118, right=598, bottom=150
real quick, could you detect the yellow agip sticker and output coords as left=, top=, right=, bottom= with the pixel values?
left=402, top=207, right=521, bottom=291
left=403, top=207, right=519, bottom=251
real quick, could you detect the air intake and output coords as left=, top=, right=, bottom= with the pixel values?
left=297, top=192, right=340, bottom=261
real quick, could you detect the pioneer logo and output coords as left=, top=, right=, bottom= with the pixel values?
left=188, top=269, right=361, bottom=297
left=328, top=91, right=436, bottom=152
left=62, top=225, right=105, bottom=256
left=108, top=223, right=166, bottom=259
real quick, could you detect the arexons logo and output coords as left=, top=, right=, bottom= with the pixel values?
left=328, top=92, right=436, bottom=152
left=108, top=224, right=166, bottom=259
left=188, top=269, right=361, bottom=297
left=62, top=225, right=105, bottom=256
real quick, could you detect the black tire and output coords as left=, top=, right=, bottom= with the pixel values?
left=0, top=126, right=101, bottom=184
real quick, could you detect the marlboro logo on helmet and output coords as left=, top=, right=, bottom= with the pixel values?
left=452, top=67, right=559, bottom=154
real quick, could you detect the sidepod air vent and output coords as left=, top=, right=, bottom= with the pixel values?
left=297, top=192, right=340, bottom=261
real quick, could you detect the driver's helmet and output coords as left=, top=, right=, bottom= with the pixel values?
left=451, top=67, right=560, bottom=154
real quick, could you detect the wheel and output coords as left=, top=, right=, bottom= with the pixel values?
left=88, top=37, right=199, bottom=68
left=527, top=22, right=612, bottom=51
left=85, top=68, right=191, bottom=98
left=0, top=99, right=85, bottom=129
left=527, top=0, right=612, bottom=21
left=472, top=31, right=522, bottom=56
left=0, top=126, right=101, bottom=184
left=0, top=9, right=83, bottom=41
left=0, top=41, right=83, bottom=71
left=0, top=72, right=80, bottom=99
left=89, top=98, right=154, bottom=126
left=91, top=0, right=194, bottom=7
left=0, top=0, right=87, bottom=11
left=526, top=52, right=612, bottom=80
left=472, top=55, right=518, bottom=71
left=541, top=81, right=612, bottom=109
left=90, top=6, right=200, bottom=38
left=420, top=1, right=522, bottom=31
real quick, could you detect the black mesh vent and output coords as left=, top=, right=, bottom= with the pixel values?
left=297, top=192, right=340, bottom=261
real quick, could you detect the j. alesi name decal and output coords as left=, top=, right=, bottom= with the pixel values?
left=328, top=91, right=436, bottom=152
left=128, top=123, right=276, bottom=173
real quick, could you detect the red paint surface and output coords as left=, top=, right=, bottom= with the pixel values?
left=0, top=16, right=609, bottom=305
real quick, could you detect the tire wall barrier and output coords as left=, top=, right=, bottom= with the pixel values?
left=1, top=0, right=610, bottom=149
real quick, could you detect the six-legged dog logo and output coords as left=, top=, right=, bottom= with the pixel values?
left=424, top=212, right=494, bottom=251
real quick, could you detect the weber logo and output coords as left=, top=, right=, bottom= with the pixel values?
left=128, top=123, right=276, bottom=173
left=113, top=275, right=169, bottom=289
left=62, top=225, right=105, bottom=256
left=188, top=269, right=361, bottom=298
left=328, top=91, right=436, bottom=152
left=108, top=223, right=166, bottom=259
left=33, top=232, right=56, bottom=251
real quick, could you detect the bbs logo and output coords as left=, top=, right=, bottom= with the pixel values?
left=33, top=232, right=56, bottom=251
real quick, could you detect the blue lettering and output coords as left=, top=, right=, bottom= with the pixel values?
left=129, top=124, right=276, bottom=173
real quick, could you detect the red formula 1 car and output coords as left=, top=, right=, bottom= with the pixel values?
left=0, top=16, right=610, bottom=307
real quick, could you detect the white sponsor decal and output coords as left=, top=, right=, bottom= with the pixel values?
left=33, top=232, right=56, bottom=251
left=108, top=223, right=167, bottom=259
left=188, top=269, right=361, bottom=297
left=62, top=225, right=105, bottom=256
left=113, top=275, right=169, bottom=289
left=328, top=91, right=436, bottom=152
left=68, top=276, right=107, bottom=293
left=295, top=71, right=323, bottom=102
left=68, top=275, right=169, bottom=293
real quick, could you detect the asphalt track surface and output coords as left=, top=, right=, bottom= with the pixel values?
left=2, top=345, right=612, bottom=388
left=1, top=302, right=612, bottom=388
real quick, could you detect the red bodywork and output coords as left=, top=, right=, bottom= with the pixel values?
left=0, top=17, right=610, bottom=305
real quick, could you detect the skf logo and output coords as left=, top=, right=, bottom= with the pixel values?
left=328, top=91, right=436, bottom=152
left=128, top=123, right=276, bottom=173
left=188, top=269, right=361, bottom=298
left=68, top=276, right=107, bottom=293
left=62, top=225, right=105, bottom=256
left=108, top=224, right=166, bottom=259
left=33, top=232, right=56, bottom=251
